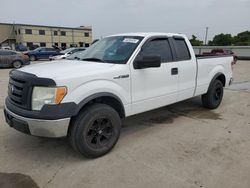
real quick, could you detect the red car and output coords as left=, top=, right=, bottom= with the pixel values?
left=203, top=49, right=237, bottom=64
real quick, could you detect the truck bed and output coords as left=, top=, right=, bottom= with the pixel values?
left=194, top=55, right=233, bottom=96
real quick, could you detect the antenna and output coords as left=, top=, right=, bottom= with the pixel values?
left=204, top=27, right=209, bottom=45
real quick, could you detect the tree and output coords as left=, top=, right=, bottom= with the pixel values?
left=210, top=33, right=233, bottom=46
left=189, top=35, right=203, bottom=46
left=233, top=31, right=250, bottom=46
left=208, top=40, right=213, bottom=46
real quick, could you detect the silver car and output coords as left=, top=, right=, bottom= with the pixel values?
left=0, top=50, right=30, bottom=68
left=49, top=47, right=86, bottom=60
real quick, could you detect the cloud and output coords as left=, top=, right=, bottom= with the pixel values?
left=0, top=0, right=249, bottom=40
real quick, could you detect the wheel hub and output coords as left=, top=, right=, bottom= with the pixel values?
left=214, top=87, right=222, bottom=100
left=86, top=117, right=113, bottom=149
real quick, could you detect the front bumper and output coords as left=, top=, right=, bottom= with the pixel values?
left=4, top=107, right=70, bottom=138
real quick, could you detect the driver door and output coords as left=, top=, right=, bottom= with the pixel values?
left=130, top=37, right=179, bottom=115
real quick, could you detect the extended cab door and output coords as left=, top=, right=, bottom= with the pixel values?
left=171, top=37, right=197, bottom=101
left=130, top=37, right=179, bottom=115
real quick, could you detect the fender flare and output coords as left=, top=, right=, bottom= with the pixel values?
left=74, top=92, right=125, bottom=117
left=208, top=72, right=226, bottom=88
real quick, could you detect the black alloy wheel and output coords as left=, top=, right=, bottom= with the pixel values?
left=69, top=103, right=121, bottom=158
left=202, top=79, right=224, bottom=109
left=86, top=117, right=114, bottom=150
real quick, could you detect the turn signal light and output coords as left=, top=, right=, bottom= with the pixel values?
left=55, top=87, right=67, bottom=104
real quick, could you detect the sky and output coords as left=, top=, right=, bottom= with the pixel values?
left=0, top=0, right=249, bottom=41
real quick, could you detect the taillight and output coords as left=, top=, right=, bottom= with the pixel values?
left=22, top=54, right=29, bottom=59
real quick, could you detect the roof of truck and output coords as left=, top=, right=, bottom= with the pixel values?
left=109, top=32, right=186, bottom=38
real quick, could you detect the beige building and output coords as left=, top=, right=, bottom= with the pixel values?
left=0, top=22, right=92, bottom=49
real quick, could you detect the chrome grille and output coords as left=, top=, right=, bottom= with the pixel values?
left=8, top=77, right=26, bottom=106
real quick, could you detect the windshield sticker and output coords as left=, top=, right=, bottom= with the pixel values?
left=123, top=38, right=139, bottom=44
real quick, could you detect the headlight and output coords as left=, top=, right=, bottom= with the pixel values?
left=32, top=86, right=67, bottom=110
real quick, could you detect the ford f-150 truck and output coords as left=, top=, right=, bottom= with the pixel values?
left=4, top=33, right=234, bottom=158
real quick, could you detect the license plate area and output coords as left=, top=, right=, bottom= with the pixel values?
left=4, top=109, right=30, bottom=135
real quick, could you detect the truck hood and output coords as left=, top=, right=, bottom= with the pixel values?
left=20, top=60, right=115, bottom=79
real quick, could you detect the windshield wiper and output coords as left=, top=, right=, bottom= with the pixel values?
left=81, top=58, right=105, bottom=63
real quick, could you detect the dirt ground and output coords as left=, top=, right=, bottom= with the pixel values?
left=0, top=60, right=250, bottom=188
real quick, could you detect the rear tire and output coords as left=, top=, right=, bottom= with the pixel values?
left=12, top=61, right=22, bottom=69
left=234, top=56, right=237, bottom=64
left=29, top=55, right=36, bottom=61
left=68, top=103, right=121, bottom=158
left=202, top=79, right=224, bottom=109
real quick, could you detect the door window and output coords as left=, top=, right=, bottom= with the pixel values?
left=39, top=48, right=46, bottom=52
left=0, top=51, right=16, bottom=56
left=45, top=48, right=53, bottom=51
left=139, top=38, right=173, bottom=63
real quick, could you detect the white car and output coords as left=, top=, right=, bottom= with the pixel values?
left=49, top=47, right=85, bottom=60
left=4, top=33, right=234, bottom=158
left=1, top=46, right=11, bottom=50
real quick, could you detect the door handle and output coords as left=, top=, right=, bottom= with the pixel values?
left=171, top=68, right=178, bottom=75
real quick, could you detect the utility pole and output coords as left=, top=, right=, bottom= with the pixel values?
left=204, top=27, right=209, bottom=45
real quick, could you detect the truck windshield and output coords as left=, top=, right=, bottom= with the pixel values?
left=67, top=36, right=144, bottom=64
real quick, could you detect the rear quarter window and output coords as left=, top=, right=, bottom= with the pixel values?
left=174, top=38, right=191, bottom=61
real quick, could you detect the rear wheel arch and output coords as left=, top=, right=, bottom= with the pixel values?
left=210, top=73, right=226, bottom=87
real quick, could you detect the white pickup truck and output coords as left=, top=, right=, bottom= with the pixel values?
left=4, top=33, right=234, bottom=158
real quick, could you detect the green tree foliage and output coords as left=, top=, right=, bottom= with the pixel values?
left=233, top=31, right=250, bottom=46
left=189, top=35, right=203, bottom=46
left=208, top=40, right=213, bottom=46
left=208, top=31, right=250, bottom=46
left=210, top=33, right=233, bottom=46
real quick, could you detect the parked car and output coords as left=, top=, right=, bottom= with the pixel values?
left=66, top=50, right=86, bottom=60
left=0, top=50, right=30, bottom=68
left=24, top=47, right=60, bottom=61
left=202, top=49, right=237, bottom=64
left=15, top=44, right=28, bottom=52
left=4, top=33, right=234, bottom=158
left=49, top=47, right=86, bottom=60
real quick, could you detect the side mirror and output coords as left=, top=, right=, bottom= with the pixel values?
left=134, top=56, right=161, bottom=69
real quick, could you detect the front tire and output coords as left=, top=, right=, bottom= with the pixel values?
left=68, top=103, right=121, bottom=158
left=12, top=61, right=22, bottom=69
left=202, top=79, right=224, bottom=109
